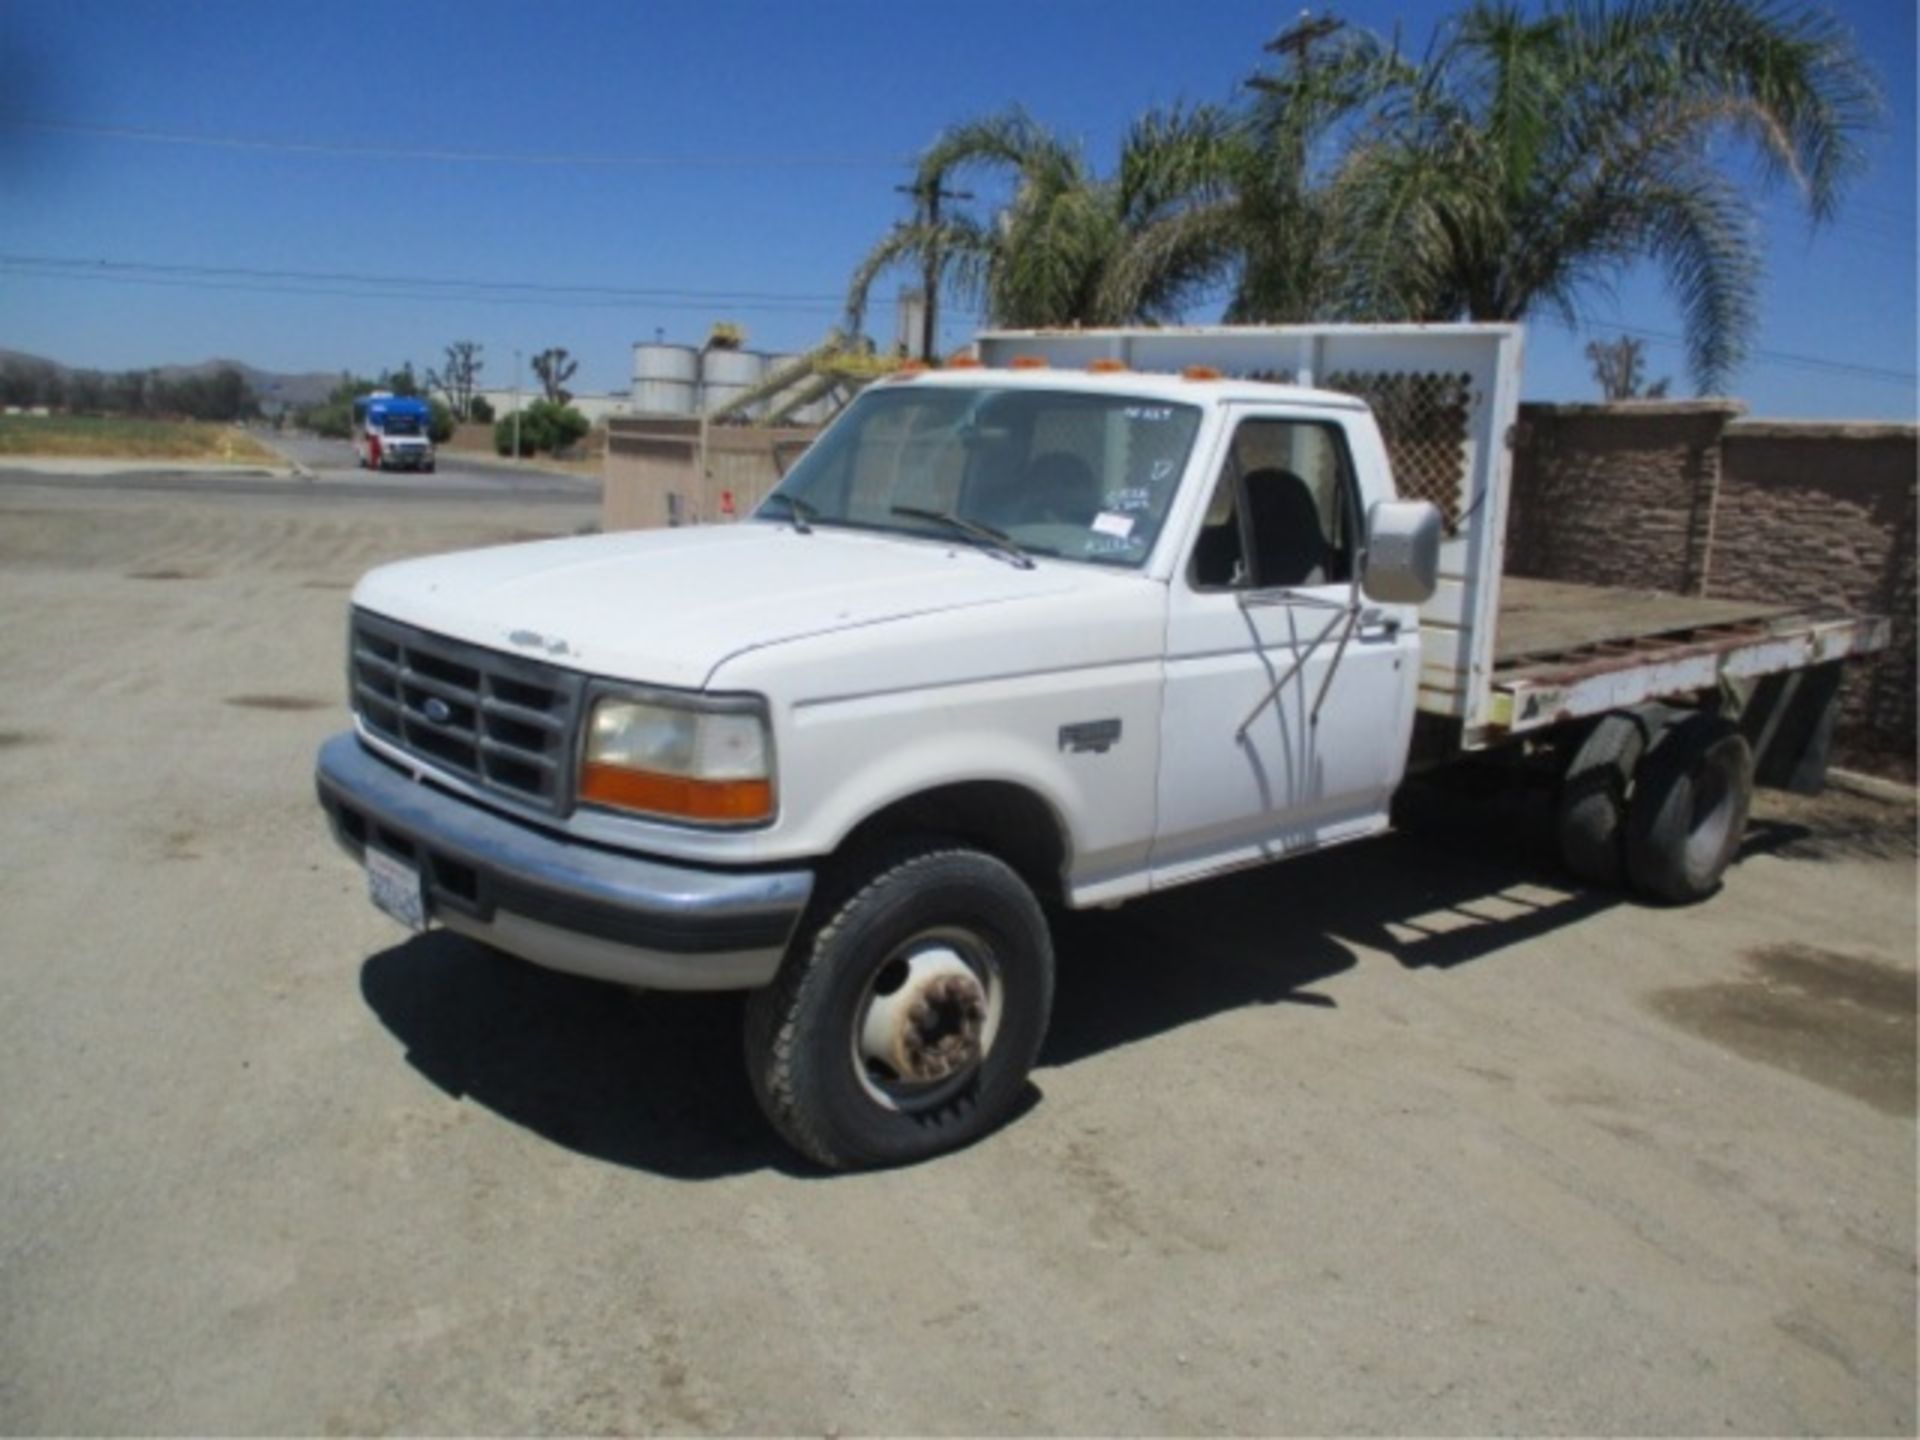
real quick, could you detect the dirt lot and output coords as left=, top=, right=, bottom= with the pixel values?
left=0, top=482, right=1913, bottom=1435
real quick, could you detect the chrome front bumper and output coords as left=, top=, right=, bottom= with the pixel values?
left=315, top=733, right=812, bottom=990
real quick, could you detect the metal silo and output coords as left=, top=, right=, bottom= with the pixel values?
left=700, top=347, right=767, bottom=418
left=631, top=342, right=699, bottom=416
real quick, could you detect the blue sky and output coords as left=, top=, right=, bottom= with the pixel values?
left=1, top=0, right=1913, bottom=418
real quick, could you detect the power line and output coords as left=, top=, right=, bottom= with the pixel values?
left=1840, top=197, right=1918, bottom=226
left=1555, top=314, right=1916, bottom=386
left=3, top=254, right=1903, bottom=384
left=0, top=266, right=878, bottom=318
left=0, top=253, right=859, bottom=304
left=2, top=116, right=908, bottom=171
left=0, top=254, right=894, bottom=316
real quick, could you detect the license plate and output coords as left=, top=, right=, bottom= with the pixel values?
left=366, top=847, right=428, bottom=932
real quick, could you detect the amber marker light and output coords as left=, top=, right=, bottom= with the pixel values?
left=578, top=692, right=776, bottom=826
left=1008, top=355, right=1050, bottom=369
left=578, top=765, right=774, bottom=823
left=1181, top=364, right=1224, bottom=380
left=1087, top=358, right=1129, bottom=373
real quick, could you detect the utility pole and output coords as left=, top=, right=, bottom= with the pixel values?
left=896, top=179, right=973, bottom=363
left=512, top=347, right=522, bottom=459
left=1249, top=10, right=1347, bottom=182
left=1263, top=10, right=1344, bottom=68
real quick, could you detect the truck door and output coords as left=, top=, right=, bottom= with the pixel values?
left=1149, top=410, right=1421, bottom=886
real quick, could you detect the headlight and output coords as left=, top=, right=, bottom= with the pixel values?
left=578, top=692, right=774, bottom=825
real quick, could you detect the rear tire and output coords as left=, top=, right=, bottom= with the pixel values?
left=1554, top=707, right=1666, bottom=886
left=744, top=846, right=1053, bottom=1170
left=1626, top=713, right=1754, bottom=904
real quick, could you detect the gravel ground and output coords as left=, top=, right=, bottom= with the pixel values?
left=0, top=483, right=1913, bottom=1435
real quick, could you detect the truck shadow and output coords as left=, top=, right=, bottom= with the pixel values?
left=1044, top=781, right=1617, bottom=1066
left=359, top=778, right=1630, bottom=1179
left=359, top=936, right=801, bottom=1180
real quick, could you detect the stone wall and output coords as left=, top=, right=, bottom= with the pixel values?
left=1506, top=401, right=1741, bottom=594
left=1509, top=403, right=1916, bottom=777
left=1712, top=423, right=1916, bottom=776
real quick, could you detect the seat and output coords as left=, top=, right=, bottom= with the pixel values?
left=1241, top=467, right=1331, bottom=587
left=1192, top=521, right=1243, bottom=587
left=1017, top=452, right=1100, bottom=526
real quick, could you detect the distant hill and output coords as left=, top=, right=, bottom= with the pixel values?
left=0, top=348, right=340, bottom=409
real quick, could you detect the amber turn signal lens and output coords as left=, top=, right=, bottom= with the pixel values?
left=1008, top=355, right=1049, bottom=369
left=1087, top=358, right=1128, bottom=373
left=946, top=356, right=984, bottom=369
left=1181, top=364, right=1224, bottom=380
left=579, top=764, right=773, bottom=823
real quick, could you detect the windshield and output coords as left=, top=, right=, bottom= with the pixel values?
left=757, top=385, right=1202, bottom=568
left=377, top=412, right=423, bottom=437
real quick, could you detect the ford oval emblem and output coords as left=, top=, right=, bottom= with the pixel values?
left=422, top=696, right=453, bottom=725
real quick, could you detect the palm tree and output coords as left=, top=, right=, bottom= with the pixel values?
left=844, top=107, right=1242, bottom=345
left=849, top=2, right=1873, bottom=391
left=1225, top=26, right=1413, bottom=322
left=1332, top=0, right=1878, bottom=390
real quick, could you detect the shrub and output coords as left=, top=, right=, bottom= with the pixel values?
left=428, top=398, right=453, bottom=444
left=493, top=400, right=588, bottom=456
left=534, top=400, right=591, bottom=453
left=469, top=394, right=495, bottom=424
left=494, top=412, right=538, bottom=456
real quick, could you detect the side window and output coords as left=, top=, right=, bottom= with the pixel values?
left=1188, top=419, right=1358, bottom=591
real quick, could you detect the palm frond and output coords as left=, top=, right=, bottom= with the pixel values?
left=1098, top=201, right=1241, bottom=323
left=1633, top=169, right=1760, bottom=390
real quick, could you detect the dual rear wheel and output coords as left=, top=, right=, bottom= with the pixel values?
left=1554, top=708, right=1754, bottom=903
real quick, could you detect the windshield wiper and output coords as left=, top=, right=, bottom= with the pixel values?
left=889, top=506, right=1034, bottom=569
left=759, top=491, right=817, bottom=533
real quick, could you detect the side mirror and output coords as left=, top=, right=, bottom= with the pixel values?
left=1363, top=500, right=1441, bottom=604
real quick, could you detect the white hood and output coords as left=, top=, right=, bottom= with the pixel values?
left=351, top=523, right=1088, bottom=689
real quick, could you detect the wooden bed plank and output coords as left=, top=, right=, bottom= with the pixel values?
left=1494, top=577, right=1796, bottom=667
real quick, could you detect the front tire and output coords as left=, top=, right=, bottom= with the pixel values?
left=745, top=846, right=1054, bottom=1169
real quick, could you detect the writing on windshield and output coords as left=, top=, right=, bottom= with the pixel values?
left=760, top=385, right=1201, bottom=568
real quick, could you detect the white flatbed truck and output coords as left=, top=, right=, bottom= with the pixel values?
left=315, top=323, right=1887, bottom=1168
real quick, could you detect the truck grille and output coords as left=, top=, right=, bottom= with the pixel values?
left=349, top=611, right=585, bottom=815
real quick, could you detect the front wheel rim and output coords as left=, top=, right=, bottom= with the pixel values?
left=850, top=926, right=1004, bottom=1113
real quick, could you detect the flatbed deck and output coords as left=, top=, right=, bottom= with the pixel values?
left=1494, top=578, right=1798, bottom=666
left=1483, top=577, right=1887, bottom=738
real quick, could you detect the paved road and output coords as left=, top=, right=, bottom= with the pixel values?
left=0, top=484, right=1912, bottom=1434
left=0, top=434, right=601, bottom=506
left=270, top=430, right=601, bottom=495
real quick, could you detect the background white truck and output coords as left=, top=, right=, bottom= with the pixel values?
left=315, top=323, right=1886, bottom=1168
